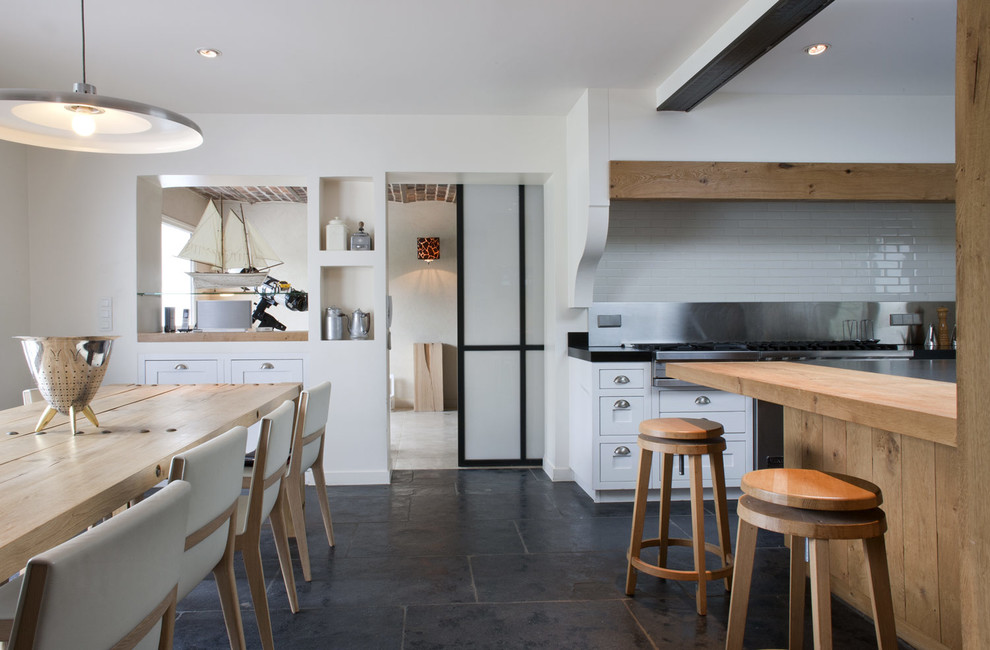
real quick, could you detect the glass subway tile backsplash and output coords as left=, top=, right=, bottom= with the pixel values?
left=593, top=201, right=956, bottom=303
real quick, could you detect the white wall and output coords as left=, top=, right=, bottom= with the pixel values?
left=21, top=112, right=568, bottom=484
left=386, top=200, right=457, bottom=410
left=0, top=141, right=32, bottom=408
left=596, top=200, right=956, bottom=302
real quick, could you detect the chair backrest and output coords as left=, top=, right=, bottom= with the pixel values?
left=21, top=389, right=41, bottom=406
left=244, top=400, right=296, bottom=529
left=8, top=480, right=191, bottom=650
left=290, top=381, right=331, bottom=477
left=168, top=426, right=248, bottom=601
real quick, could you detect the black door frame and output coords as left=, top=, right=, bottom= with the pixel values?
left=456, top=184, right=543, bottom=467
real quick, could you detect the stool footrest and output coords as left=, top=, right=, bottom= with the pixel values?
left=628, top=538, right=734, bottom=582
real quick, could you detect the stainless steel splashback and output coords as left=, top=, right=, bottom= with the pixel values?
left=588, top=301, right=955, bottom=347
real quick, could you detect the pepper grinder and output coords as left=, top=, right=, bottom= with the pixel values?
left=936, top=306, right=950, bottom=350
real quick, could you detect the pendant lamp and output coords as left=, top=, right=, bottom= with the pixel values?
left=0, top=0, right=203, bottom=154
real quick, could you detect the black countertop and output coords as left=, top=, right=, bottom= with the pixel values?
left=798, top=358, right=956, bottom=383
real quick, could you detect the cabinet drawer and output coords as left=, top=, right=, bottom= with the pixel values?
left=230, top=358, right=303, bottom=384
left=667, top=439, right=749, bottom=489
left=660, top=410, right=749, bottom=435
left=659, top=389, right=745, bottom=412
left=599, top=395, right=647, bottom=436
left=145, top=359, right=220, bottom=385
left=599, top=441, right=641, bottom=483
left=598, top=368, right=645, bottom=390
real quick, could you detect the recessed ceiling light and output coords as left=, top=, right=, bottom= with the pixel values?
left=804, top=43, right=830, bottom=56
left=197, top=48, right=221, bottom=59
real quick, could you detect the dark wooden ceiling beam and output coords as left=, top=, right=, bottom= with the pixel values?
left=658, top=0, right=835, bottom=112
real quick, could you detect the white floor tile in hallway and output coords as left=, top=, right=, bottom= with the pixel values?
left=390, top=409, right=458, bottom=470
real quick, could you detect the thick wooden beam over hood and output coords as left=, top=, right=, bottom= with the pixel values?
left=610, top=160, right=956, bottom=202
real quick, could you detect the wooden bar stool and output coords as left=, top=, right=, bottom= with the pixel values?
left=726, top=468, right=897, bottom=650
left=625, top=417, right=734, bottom=616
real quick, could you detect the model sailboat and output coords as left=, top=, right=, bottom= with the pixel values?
left=176, top=201, right=283, bottom=290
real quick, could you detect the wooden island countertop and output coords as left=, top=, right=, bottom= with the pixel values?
left=666, top=360, right=960, bottom=650
left=666, top=361, right=956, bottom=447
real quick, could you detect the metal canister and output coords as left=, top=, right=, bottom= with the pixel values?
left=325, top=306, right=347, bottom=340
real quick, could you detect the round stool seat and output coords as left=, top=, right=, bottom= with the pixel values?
left=742, top=468, right=882, bottom=511
left=736, top=494, right=887, bottom=541
left=639, top=417, right=724, bottom=440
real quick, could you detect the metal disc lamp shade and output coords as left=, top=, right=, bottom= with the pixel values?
left=417, top=237, right=440, bottom=262
left=0, top=1, right=203, bottom=154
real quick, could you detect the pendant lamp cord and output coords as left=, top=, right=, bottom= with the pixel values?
left=80, top=0, right=87, bottom=84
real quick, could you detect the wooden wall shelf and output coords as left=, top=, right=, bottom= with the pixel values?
left=138, top=331, right=308, bottom=343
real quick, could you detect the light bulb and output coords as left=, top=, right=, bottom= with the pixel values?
left=71, top=111, right=96, bottom=136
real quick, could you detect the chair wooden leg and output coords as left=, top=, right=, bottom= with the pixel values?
left=809, top=537, right=833, bottom=649
left=709, top=449, right=733, bottom=591
left=310, top=461, right=336, bottom=547
left=160, top=596, right=177, bottom=650
left=239, top=540, right=275, bottom=650
left=789, top=535, right=807, bottom=650
left=285, top=473, right=312, bottom=582
left=270, top=492, right=300, bottom=613
left=689, top=454, right=707, bottom=615
left=657, top=452, right=674, bottom=571
left=625, top=448, right=653, bottom=596
left=863, top=535, right=898, bottom=649
left=726, top=519, right=758, bottom=650
left=213, top=536, right=247, bottom=650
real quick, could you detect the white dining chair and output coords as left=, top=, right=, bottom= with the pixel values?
left=284, top=380, right=335, bottom=582
left=236, top=400, right=299, bottom=650
left=20, top=389, right=40, bottom=406
left=168, top=426, right=249, bottom=650
left=5, top=480, right=191, bottom=650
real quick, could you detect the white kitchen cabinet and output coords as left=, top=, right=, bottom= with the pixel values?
left=570, top=356, right=754, bottom=502
left=143, top=358, right=221, bottom=384
left=230, top=358, right=304, bottom=384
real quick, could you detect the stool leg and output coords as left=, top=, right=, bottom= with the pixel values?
left=809, top=538, right=833, bottom=649
left=625, top=448, right=653, bottom=596
left=708, top=449, right=733, bottom=591
left=689, top=453, right=707, bottom=615
left=863, top=535, right=898, bottom=649
left=789, top=535, right=807, bottom=650
left=657, top=452, right=674, bottom=571
left=726, top=519, right=758, bottom=650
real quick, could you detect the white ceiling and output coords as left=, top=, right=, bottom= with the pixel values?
left=0, top=0, right=955, bottom=117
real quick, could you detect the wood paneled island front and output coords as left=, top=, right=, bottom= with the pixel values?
left=666, top=361, right=959, bottom=650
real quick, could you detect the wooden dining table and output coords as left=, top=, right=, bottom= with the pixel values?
left=0, top=382, right=301, bottom=579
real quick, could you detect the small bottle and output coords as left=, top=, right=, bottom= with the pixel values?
left=350, top=221, right=372, bottom=250
left=951, top=324, right=957, bottom=350
left=325, top=217, right=348, bottom=251
left=924, top=324, right=936, bottom=350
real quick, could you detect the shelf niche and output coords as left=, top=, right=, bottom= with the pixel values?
left=320, top=266, right=375, bottom=341
left=320, top=177, right=375, bottom=252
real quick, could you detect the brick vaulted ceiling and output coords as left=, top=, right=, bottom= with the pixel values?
left=189, top=186, right=308, bottom=204
left=387, top=184, right=457, bottom=203
left=188, top=184, right=456, bottom=205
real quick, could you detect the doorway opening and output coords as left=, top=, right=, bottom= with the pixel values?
left=386, top=184, right=459, bottom=470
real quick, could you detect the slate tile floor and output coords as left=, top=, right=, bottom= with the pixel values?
left=173, top=468, right=912, bottom=649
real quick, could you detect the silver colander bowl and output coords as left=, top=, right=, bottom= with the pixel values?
left=16, top=335, right=117, bottom=434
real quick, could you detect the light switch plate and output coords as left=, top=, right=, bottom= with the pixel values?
left=890, top=313, right=922, bottom=326
left=98, top=297, right=113, bottom=331
left=597, top=314, right=622, bottom=328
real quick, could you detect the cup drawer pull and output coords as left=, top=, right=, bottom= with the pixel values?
left=261, top=362, right=275, bottom=370
left=613, top=399, right=630, bottom=409
left=174, top=363, right=188, bottom=370
left=613, top=375, right=630, bottom=384
left=694, top=395, right=711, bottom=405
left=613, top=446, right=631, bottom=457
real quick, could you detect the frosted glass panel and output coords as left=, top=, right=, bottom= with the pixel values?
left=462, top=185, right=519, bottom=346
left=525, top=350, right=544, bottom=460
left=524, top=186, right=544, bottom=345
left=463, top=351, right=520, bottom=460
